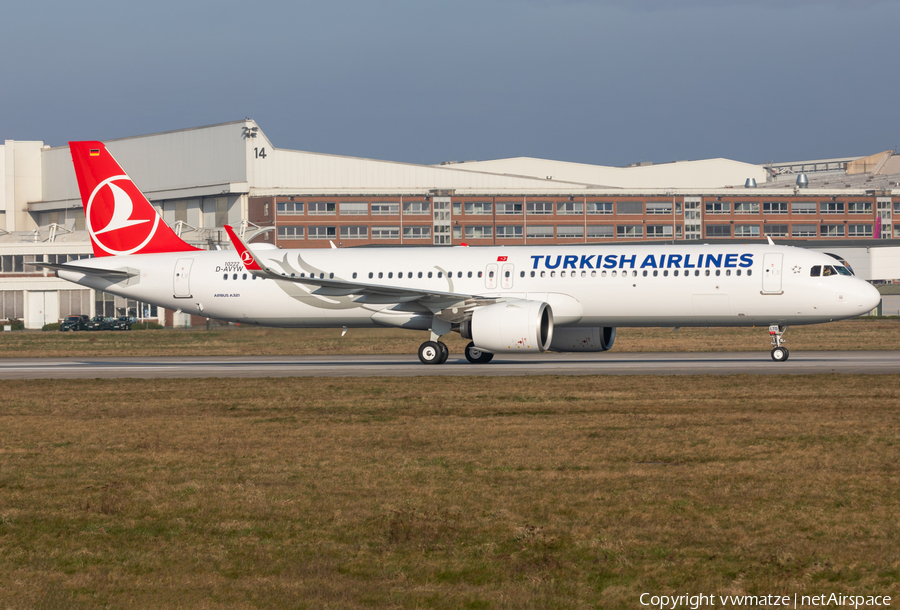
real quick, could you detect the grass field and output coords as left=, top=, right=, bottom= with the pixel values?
left=1, top=318, right=898, bottom=358
left=1, top=375, right=898, bottom=608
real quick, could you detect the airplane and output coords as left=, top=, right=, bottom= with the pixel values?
left=32, top=141, right=882, bottom=364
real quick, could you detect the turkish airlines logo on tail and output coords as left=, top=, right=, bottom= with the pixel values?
left=86, top=176, right=161, bottom=255
left=241, top=251, right=254, bottom=265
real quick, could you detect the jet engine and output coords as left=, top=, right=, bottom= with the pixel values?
left=460, top=300, right=553, bottom=353
left=549, top=326, right=616, bottom=352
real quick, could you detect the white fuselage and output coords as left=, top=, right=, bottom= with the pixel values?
left=57, top=244, right=881, bottom=330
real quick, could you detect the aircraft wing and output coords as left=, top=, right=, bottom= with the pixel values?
left=25, top=262, right=138, bottom=278
left=223, top=225, right=492, bottom=308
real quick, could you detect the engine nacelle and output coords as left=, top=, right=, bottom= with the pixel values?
left=461, top=300, right=553, bottom=353
left=549, top=326, right=616, bottom=352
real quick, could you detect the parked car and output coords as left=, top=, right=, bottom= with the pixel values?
left=60, top=315, right=90, bottom=332
left=86, top=316, right=114, bottom=331
left=111, top=316, right=136, bottom=331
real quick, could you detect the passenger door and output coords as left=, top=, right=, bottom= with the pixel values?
left=761, top=253, right=783, bottom=294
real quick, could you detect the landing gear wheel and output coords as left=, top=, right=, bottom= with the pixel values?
left=436, top=341, right=449, bottom=364
left=464, top=342, right=494, bottom=364
left=771, top=346, right=789, bottom=362
left=418, top=341, right=442, bottom=365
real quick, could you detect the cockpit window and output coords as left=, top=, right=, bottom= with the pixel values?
left=810, top=265, right=821, bottom=277
left=836, top=266, right=852, bottom=276
left=822, top=265, right=837, bottom=276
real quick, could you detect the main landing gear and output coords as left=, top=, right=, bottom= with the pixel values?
left=418, top=340, right=449, bottom=365
left=464, top=342, right=493, bottom=364
left=769, top=325, right=789, bottom=362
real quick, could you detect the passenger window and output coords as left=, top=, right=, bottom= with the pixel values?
left=581, top=270, right=586, bottom=277
left=378, top=272, right=383, bottom=279
left=726, top=269, right=731, bottom=276
left=233, top=273, right=238, bottom=280
left=520, top=271, right=525, bottom=278
left=653, top=270, right=658, bottom=277
left=477, top=271, right=482, bottom=278
left=642, top=270, right=648, bottom=277
left=663, top=270, right=668, bottom=277
left=540, top=271, right=546, bottom=277
left=223, top=273, right=228, bottom=280
left=505, top=271, right=510, bottom=278
left=438, top=272, right=443, bottom=278
left=300, top=273, right=305, bottom=278
left=695, top=270, right=700, bottom=276
left=612, top=270, right=617, bottom=277
left=428, top=272, right=433, bottom=278
left=715, top=270, right=721, bottom=276
left=705, top=269, right=710, bottom=276
left=458, top=272, right=462, bottom=278
left=601, top=270, right=607, bottom=277
left=673, top=270, right=679, bottom=277
left=591, top=270, right=596, bottom=277
left=352, top=272, right=357, bottom=279
left=736, top=270, right=741, bottom=276
left=243, top=273, right=247, bottom=280
left=388, top=272, right=393, bottom=279
left=747, top=269, right=752, bottom=276
left=468, top=271, right=473, bottom=278
left=418, top=271, right=423, bottom=278
left=561, top=271, right=566, bottom=278
left=369, top=272, right=373, bottom=279
left=488, top=271, right=493, bottom=278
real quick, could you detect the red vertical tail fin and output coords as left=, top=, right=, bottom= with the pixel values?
left=70, top=141, right=200, bottom=257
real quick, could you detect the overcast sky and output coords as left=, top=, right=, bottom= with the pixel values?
left=2, top=0, right=897, bottom=166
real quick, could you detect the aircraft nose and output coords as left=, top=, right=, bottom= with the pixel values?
left=858, top=281, right=881, bottom=313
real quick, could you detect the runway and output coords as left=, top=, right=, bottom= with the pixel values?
left=0, top=350, right=898, bottom=379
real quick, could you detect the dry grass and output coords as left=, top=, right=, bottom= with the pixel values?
left=1, top=318, right=899, bottom=358
left=1, top=375, right=898, bottom=608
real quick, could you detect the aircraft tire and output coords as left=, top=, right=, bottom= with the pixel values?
left=771, top=347, right=789, bottom=362
left=418, top=341, right=442, bottom=365
left=465, top=342, right=494, bottom=364
left=437, top=341, right=449, bottom=364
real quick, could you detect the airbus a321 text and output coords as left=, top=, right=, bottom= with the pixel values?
left=33, top=141, right=882, bottom=364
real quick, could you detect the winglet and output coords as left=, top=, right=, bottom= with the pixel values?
left=224, top=225, right=265, bottom=272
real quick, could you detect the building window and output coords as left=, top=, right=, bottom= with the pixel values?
left=496, top=225, right=523, bottom=239
left=587, top=202, right=613, bottom=215
left=646, top=202, right=673, bottom=215
left=734, top=224, right=760, bottom=238
left=848, top=224, right=873, bottom=237
left=464, top=226, right=493, bottom=238
left=734, top=202, right=759, bottom=214
left=340, top=226, right=368, bottom=239
left=403, top=201, right=430, bottom=215
left=587, top=225, right=614, bottom=238
left=464, top=202, right=492, bottom=215
left=763, top=202, right=788, bottom=214
left=617, top=225, right=643, bottom=238
left=496, top=202, right=522, bottom=215
left=372, top=226, right=399, bottom=239
left=339, top=202, right=368, bottom=215
left=526, top=225, right=553, bottom=239
left=791, top=202, right=817, bottom=214
left=646, top=225, right=673, bottom=238
left=557, top=225, right=584, bottom=238
left=277, top=201, right=304, bottom=215
left=616, top=202, right=642, bottom=215
left=764, top=224, right=788, bottom=237
left=526, top=201, right=553, bottom=215
left=403, top=226, right=431, bottom=239
left=821, top=224, right=845, bottom=237
left=308, top=226, right=337, bottom=239
left=791, top=224, right=818, bottom=238
left=276, top=226, right=304, bottom=239
left=308, top=202, right=336, bottom=215
left=557, top=201, right=583, bottom=215
left=822, top=201, right=845, bottom=214
left=371, top=202, right=399, bottom=215
left=848, top=202, right=872, bottom=214
left=706, top=225, right=731, bottom=238
left=705, top=202, right=730, bottom=214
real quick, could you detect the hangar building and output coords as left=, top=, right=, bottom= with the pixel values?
left=2, top=120, right=899, bottom=328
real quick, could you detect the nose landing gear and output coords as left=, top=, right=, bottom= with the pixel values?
left=769, top=325, right=789, bottom=362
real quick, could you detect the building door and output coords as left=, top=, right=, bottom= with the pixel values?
left=27, top=291, right=59, bottom=329
left=761, top=253, right=783, bottom=294
left=174, top=258, right=193, bottom=298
